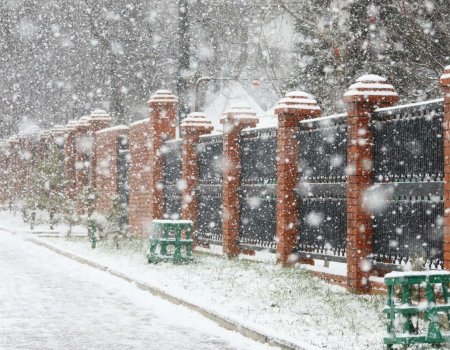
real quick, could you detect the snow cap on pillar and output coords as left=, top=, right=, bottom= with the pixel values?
left=220, top=105, right=259, bottom=130
left=39, top=130, right=52, bottom=143
left=344, top=74, right=399, bottom=106
left=75, top=116, right=91, bottom=131
left=89, top=109, right=112, bottom=122
left=88, top=109, right=112, bottom=131
left=440, top=66, right=450, bottom=88
left=180, top=112, right=214, bottom=134
left=66, top=120, right=79, bottom=131
left=50, top=125, right=66, bottom=143
left=147, top=89, right=178, bottom=107
left=274, top=91, right=321, bottom=117
left=50, top=124, right=66, bottom=134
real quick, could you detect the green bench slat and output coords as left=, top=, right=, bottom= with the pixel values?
left=384, top=304, right=450, bottom=314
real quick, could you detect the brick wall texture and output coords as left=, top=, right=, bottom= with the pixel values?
left=94, top=126, right=129, bottom=215
left=128, top=119, right=152, bottom=235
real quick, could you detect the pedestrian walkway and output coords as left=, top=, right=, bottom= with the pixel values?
left=0, top=232, right=272, bottom=350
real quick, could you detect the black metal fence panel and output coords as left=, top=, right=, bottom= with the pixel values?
left=164, top=185, right=181, bottom=219
left=163, top=140, right=182, bottom=186
left=297, top=197, right=347, bottom=258
left=198, top=134, right=223, bottom=186
left=162, top=140, right=182, bottom=219
left=373, top=198, right=443, bottom=269
left=197, top=135, right=223, bottom=243
left=240, top=128, right=277, bottom=185
left=118, top=135, right=129, bottom=206
left=296, top=115, right=347, bottom=260
left=298, top=114, right=347, bottom=183
left=239, top=185, right=276, bottom=249
left=373, top=99, right=444, bottom=182
left=371, top=99, right=445, bottom=269
left=237, top=128, right=277, bottom=249
left=197, top=186, right=222, bottom=243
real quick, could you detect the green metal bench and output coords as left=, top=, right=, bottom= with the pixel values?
left=384, top=270, right=450, bottom=349
left=147, top=219, right=194, bottom=264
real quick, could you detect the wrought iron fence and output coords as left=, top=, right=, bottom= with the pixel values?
left=298, top=114, right=347, bottom=183
left=198, top=134, right=223, bottom=186
left=239, top=185, right=277, bottom=249
left=298, top=197, right=347, bottom=259
left=118, top=135, right=130, bottom=229
left=372, top=198, right=443, bottom=269
left=296, top=115, right=347, bottom=261
left=162, top=139, right=182, bottom=219
left=240, top=128, right=277, bottom=185
left=197, top=134, right=223, bottom=243
left=238, top=128, right=277, bottom=249
left=371, top=99, right=444, bottom=268
left=197, top=186, right=223, bottom=243
left=373, top=99, right=444, bottom=182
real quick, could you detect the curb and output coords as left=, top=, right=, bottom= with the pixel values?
left=29, top=237, right=309, bottom=350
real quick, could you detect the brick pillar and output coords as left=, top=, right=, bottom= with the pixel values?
left=148, top=90, right=178, bottom=223
left=344, top=75, right=398, bottom=292
left=87, top=110, right=112, bottom=190
left=220, top=106, right=258, bottom=257
left=180, top=112, right=214, bottom=229
left=95, top=125, right=129, bottom=215
left=128, top=118, right=152, bottom=235
left=64, top=124, right=77, bottom=200
left=74, top=119, right=90, bottom=212
left=17, top=135, right=34, bottom=201
left=275, top=92, right=321, bottom=266
left=440, top=66, right=450, bottom=270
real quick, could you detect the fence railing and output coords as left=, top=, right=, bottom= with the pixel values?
left=162, top=139, right=182, bottom=219
left=371, top=99, right=445, bottom=268
left=239, top=127, right=277, bottom=249
left=197, top=134, right=223, bottom=242
left=6, top=73, right=450, bottom=291
left=373, top=99, right=444, bottom=182
left=296, top=114, right=347, bottom=261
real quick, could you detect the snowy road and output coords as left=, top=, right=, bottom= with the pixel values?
left=0, top=232, right=273, bottom=350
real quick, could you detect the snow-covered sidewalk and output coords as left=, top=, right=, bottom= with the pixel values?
left=5, top=210, right=444, bottom=349
left=26, top=234, right=387, bottom=349
left=0, top=231, right=273, bottom=350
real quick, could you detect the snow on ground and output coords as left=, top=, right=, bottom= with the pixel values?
left=0, top=209, right=87, bottom=236
left=0, top=231, right=273, bottom=350
left=2, top=211, right=446, bottom=349
left=30, top=235, right=388, bottom=349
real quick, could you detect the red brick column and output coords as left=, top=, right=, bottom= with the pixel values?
left=95, top=125, right=129, bottom=215
left=180, top=112, right=214, bottom=228
left=220, top=106, right=258, bottom=257
left=344, top=75, right=398, bottom=292
left=17, top=135, right=35, bottom=201
left=148, top=90, right=178, bottom=225
left=87, top=110, right=112, bottom=189
left=64, top=124, right=77, bottom=200
left=73, top=120, right=90, bottom=213
left=440, top=66, right=450, bottom=270
left=275, top=92, right=321, bottom=265
left=128, top=118, right=152, bottom=235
